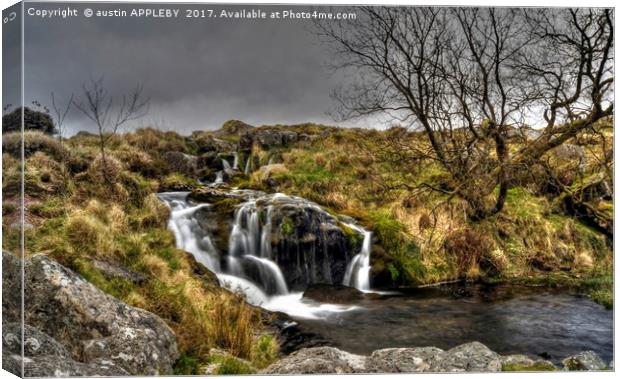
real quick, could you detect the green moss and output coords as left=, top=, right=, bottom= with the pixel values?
left=73, top=259, right=134, bottom=300
left=387, top=263, right=399, bottom=282
left=280, top=217, right=294, bottom=236
left=502, top=362, right=558, bottom=371
left=590, top=289, right=613, bottom=309
left=368, top=209, right=405, bottom=252
left=173, top=353, right=201, bottom=375
left=160, top=173, right=197, bottom=191
left=250, top=335, right=279, bottom=369
left=340, top=222, right=363, bottom=250
left=28, top=198, right=65, bottom=218
left=2, top=202, right=17, bottom=215
left=213, top=356, right=256, bottom=375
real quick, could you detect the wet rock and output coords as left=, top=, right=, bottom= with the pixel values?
left=261, top=346, right=366, bottom=374
left=561, top=351, right=607, bottom=371
left=23, top=254, right=179, bottom=375
left=263, top=311, right=331, bottom=355
left=186, top=251, right=220, bottom=286
left=189, top=186, right=249, bottom=204
left=366, top=347, right=445, bottom=372
left=265, top=196, right=356, bottom=290
left=302, top=284, right=365, bottom=304
left=369, top=243, right=403, bottom=289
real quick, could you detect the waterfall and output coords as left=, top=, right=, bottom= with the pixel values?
left=244, top=156, right=252, bottom=175
left=233, top=152, right=239, bottom=170
left=215, top=171, right=224, bottom=184
left=158, top=191, right=366, bottom=317
left=159, top=192, right=220, bottom=272
left=222, top=159, right=232, bottom=172
left=226, top=200, right=289, bottom=295
left=343, top=225, right=372, bottom=291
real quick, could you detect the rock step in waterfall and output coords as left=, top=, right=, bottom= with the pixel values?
left=158, top=189, right=372, bottom=317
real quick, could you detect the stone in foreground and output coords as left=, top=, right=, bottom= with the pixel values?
left=261, top=347, right=366, bottom=374
left=263, top=342, right=503, bottom=374
left=562, top=351, right=608, bottom=371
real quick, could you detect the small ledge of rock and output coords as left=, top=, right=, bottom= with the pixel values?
left=302, top=284, right=365, bottom=304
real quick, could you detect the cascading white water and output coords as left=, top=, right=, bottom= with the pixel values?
left=215, top=171, right=224, bottom=184
left=232, top=152, right=239, bottom=170
left=226, top=200, right=289, bottom=295
left=158, top=191, right=364, bottom=318
left=222, top=158, right=232, bottom=172
left=159, top=192, right=221, bottom=272
left=244, top=157, right=251, bottom=175
left=343, top=225, right=372, bottom=291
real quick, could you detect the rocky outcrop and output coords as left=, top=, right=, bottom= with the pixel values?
left=2, top=252, right=179, bottom=376
left=91, top=259, right=147, bottom=284
left=163, top=151, right=198, bottom=176
left=239, top=128, right=303, bottom=151
left=188, top=189, right=359, bottom=291
left=562, top=351, right=608, bottom=371
left=262, top=343, right=609, bottom=373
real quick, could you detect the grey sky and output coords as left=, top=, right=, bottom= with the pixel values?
left=6, top=2, right=371, bottom=135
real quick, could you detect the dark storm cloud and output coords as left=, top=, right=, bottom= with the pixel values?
left=15, top=2, right=369, bottom=135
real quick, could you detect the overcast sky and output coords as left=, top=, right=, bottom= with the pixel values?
left=4, top=2, right=373, bottom=135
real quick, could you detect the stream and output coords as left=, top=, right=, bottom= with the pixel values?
left=158, top=189, right=612, bottom=365
left=301, top=284, right=613, bottom=364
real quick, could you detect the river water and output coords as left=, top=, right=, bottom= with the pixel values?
left=158, top=190, right=613, bottom=365
left=300, top=284, right=613, bottom=364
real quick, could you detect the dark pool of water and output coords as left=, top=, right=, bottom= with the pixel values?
left=299, top=284, right=613, bottom=364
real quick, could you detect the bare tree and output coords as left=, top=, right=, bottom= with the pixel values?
left=317, top=7, right=613, bottom=220
left=50, top=91, right=74, bottom=196
left=73, top=78, right=149, bottom=183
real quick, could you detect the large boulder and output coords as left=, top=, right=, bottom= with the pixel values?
left=261, top=346, right=366, bottom=374
left=2, top=322, right=128, bottom=377
left=366, top=342, right=501, bottom=373
left=264, top=342, right=502, bottom=374
left=2, top=251, right=22, bottom=324
left=366, top=347, right=445, bottom=372
left=561, top=351, right=607, bottom=371
left=435, top=341, right=502, bottom=372
left=188, top=189, right=360, bottom=291
left=21, top=253, right=179, bottom=375
left=163, top=151, right=198, bottom=176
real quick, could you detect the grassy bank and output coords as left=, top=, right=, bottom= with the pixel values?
left=2, top=130, right=279, bottom=374
left=237, top=123, right=613, bottom=307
